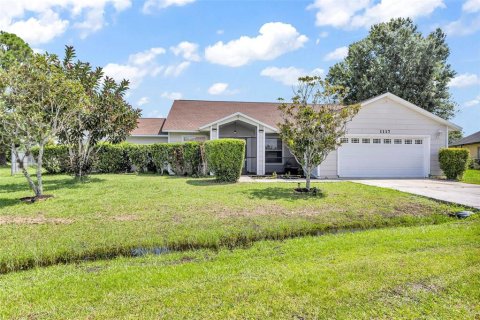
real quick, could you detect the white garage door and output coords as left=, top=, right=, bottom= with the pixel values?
left=337, top=136, right=428, bottom=178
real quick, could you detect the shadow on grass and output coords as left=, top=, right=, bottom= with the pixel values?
left=243, top=187, right=326, bottom=201
left=185, top=178, right=237, bottom=187
left=0, top=176, right=105, bottom=208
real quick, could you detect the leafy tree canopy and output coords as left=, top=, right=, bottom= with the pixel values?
left=278, top=76, right=360, bottom=190
left=58, top=46, right=141, bottom=177
left=0, top=31, right=33, bottom=69
left=327, top=18, right=456, bottom=120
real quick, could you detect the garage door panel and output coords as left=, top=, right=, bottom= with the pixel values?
left=337, top=136, right=427, bottom=178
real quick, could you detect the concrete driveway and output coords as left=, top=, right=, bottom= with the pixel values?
left=350, top=179, right=480, bottom=209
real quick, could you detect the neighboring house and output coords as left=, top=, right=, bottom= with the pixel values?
left=128, top=92, right=461, bottom=178
left=450, top=131, right=480, bottom=162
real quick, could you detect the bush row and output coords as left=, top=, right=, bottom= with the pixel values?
left=32, top=139, right=245, bottom=182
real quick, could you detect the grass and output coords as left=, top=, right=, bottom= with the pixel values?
left=0, top=166, right=466, bottom=273
left=1, top=217, right=478, bottom=319
left=463, top=169, right=480, bottom=185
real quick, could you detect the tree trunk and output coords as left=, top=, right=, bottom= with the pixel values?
left=305, top=166, right=311, bottom=191
left=35, top=144, right=44, bottom=197
left=13, top=146, right=39, bottom=197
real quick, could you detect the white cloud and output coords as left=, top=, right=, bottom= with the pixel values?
left=170, top=41, right=201, bottom=61
left=463, top=0, right=480, bottom=13
left=163, top=61, right=191, bottom=77
left=137, top=97, right=150, bottom=106
left=261, top=66, right=324, bottom=86
left=161, top=91, right=183, bottom=100
left=324, top=46, right=348, bottom=61
left=444, top=15, right=480, bottom=36
left=308, top=0, right=445, bottom=29
left=207, top=82, right=238, bottom=95
left=103, top=47, right=166, bottom=88
left=465, top=95, right=480, bottom=107
left=146, top=109, right=165, bottom=118
left=0, top=0, right=132, bottom=44
left=4, top=10, right=69, bottom=44
left=142, top=0, right=195, bottom=13
left=216, top=29, right=224, bottom=35
left=449, top=73, right=480, bottom=88
left=205, top=22, right=308, bottom=67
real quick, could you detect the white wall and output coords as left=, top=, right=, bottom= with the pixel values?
left=168, top=132, right=210, bottom=142
left=318, top=97, right=448, bottom=178
left=126, top=136, right=168, bottom=144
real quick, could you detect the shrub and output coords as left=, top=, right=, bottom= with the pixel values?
left=205, top=139, right=245, bottom=182
left=150, top=142, right=206, bottom=176
left=93, top=143, right=132, bottom=173
left=151, top=143, right=171, bottom=174
left=31, top=145, right=69, bottom=174
left=127, top=144, right=152, bottom=173
left=439, top=148, right=469, bottom=180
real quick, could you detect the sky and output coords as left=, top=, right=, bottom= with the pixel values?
left=0, top=0, right=479, bottom=135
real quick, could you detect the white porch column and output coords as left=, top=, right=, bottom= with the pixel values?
left=210, top=124, right=219, bottom=140
left=256, top=125, right=265, bottom=175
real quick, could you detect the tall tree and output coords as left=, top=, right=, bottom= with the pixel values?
left=278, top=76, right=360, bottom=190
left=58, top=46, right=140, bottom=178
left=0, top=53, right=87, bottom=198
left=327, top=18, right=456, bottom=120
left=0, top=32, right=33, bottom=165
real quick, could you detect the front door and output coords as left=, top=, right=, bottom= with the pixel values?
left=241, top=137, right=257, bottom=175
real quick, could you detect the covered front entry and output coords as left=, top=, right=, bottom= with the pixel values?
left=337, top=135, right=430, bottom=178
left=201, top=112, right=301, bottom=176
left=218, top=121, right=257, bottom=175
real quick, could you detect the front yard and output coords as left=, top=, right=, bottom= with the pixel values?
left=1, top=217, right=479, bottom=319
left=463, top=169, right=480, bottom=185
left=0, top=167, right=464, bottom=273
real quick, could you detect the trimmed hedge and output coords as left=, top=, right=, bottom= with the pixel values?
left=31, top=140, right=245, bottom=181
left=439, top=148, right=469, bottom=180
left=31, top=145, right=70, bottom=174
left=205, top=139, right=245, bottom=182
left=94, top=143, right=132, bottom=173
left=150, top=142, right=206, bottom=176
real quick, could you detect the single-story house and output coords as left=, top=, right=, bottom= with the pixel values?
left=450, top=130, right=480, bottom=161
left=126, top=92, right=461, bottom=178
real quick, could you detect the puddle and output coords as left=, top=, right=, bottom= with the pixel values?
left=130, top=247, right=170, bottom=257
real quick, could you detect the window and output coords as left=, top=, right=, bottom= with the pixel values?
left=405, top=139, right=412, bottom=144
left=415, top=139, right=423, bottom=145
left=351, top=138, right=359, bottom=143
left=340, top=138, right=348, bottom=143
left=384, top=139, right=392, bottom=144
left=265, top=138, right=282, bottom=163
left=362, top=138, right=370, bottom=144
left=183, top=135, right=207, bottom=142
left=373, top=138, right=381, bottom=144
left=394, top=139, right=402, bottom=144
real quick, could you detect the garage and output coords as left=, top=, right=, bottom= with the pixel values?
left=337, top=136, right=429, bottom=178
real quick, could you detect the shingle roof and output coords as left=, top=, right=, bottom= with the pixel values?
left=130, top=118, right=166, bottom=135
left=450, top=131, right=480, bottom=146
left=162, top=100, right=288, bottom=131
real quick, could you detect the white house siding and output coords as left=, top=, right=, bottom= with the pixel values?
left=168, top=132, right=210, bottom=143
left=126, top=136, right=168, bottom=144
left=317, top=97, right=448, bottom=178
left=318, top=150, right=338, bottom=178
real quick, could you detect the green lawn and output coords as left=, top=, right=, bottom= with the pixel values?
left=1, top=218, right=478, bottom=319
left=463, top=169, right=480, bottom=185
left=0, top=167, right=465, bottom=273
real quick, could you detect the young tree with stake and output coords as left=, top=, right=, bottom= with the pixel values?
left=278, top=76, right=360, bottom=191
